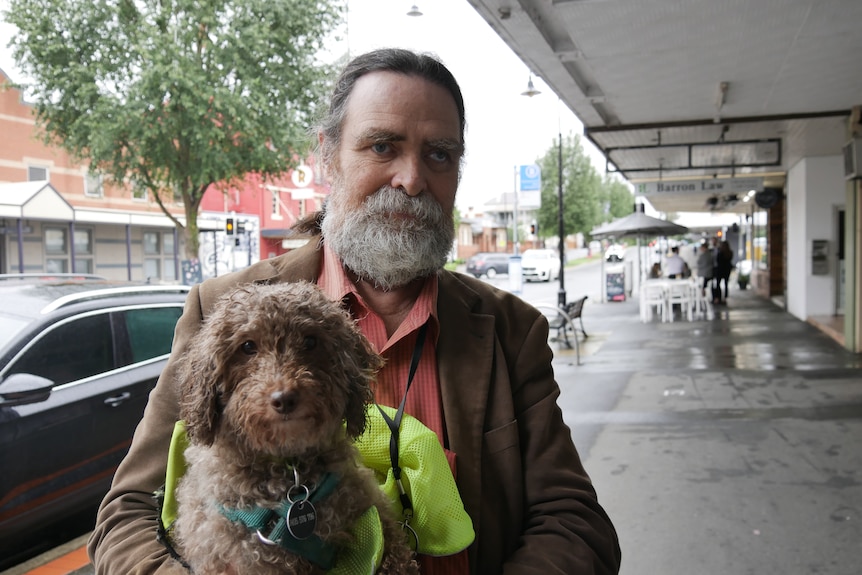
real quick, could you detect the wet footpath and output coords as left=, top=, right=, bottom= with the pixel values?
left=5, top=287, right=861, bottom=575
left=556, top=288, right=862, bottom=575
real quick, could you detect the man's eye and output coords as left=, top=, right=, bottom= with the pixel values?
left=241, top=341, right=257, bottom=355
left=303, top=336, right=317, bottom=351
left=429, top=149, right=451, bottom=163
left=371, top=142, right=391, bottom=154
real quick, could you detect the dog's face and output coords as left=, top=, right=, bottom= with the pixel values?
left=177, top=281, right=383, bottom=458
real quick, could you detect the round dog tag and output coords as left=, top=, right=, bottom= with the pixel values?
left=286, top=500, right=317, bottom=540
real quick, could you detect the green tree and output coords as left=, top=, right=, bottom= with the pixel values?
left=599, top=174, right=635, bottom=222
left=5, top=0, right=341, bottom=260
left=535, top=132, right=603, bottom=241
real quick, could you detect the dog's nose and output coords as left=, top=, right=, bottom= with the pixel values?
left=270, top=390, right=298, bottom=415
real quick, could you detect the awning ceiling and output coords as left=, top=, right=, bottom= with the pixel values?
left=465, top=0, right=862, bottom=215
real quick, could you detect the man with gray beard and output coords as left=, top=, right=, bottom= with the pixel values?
left=89, top=48, right=621, bottom=575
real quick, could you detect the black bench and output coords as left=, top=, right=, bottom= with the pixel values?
left=538, top=295, right=589, bottom=364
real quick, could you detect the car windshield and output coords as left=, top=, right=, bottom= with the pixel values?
left=0, top=315, right=32, bottom=351
left=523, top=250, right=550, bottom=259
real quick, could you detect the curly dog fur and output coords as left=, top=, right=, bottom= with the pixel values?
left=172, top=281, right=418, bottom=574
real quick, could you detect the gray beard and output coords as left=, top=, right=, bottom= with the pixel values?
left=321, top=184, right=455, bottom=291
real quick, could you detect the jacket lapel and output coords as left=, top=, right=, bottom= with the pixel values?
left=435, top=272, right=495, bottom=539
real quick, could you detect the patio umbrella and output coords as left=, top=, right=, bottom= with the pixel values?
left=590, top=205, right=690, bottom=296
left=590, top=210, right=689, bottom=239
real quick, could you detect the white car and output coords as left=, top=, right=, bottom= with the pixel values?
left=605, top=244, right=626, bottom=262
left=521, top=249, right=561, bottom=282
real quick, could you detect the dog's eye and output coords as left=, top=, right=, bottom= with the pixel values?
left=303, top=335, right=317, bottom=351
left=241, top=340, right=258, bottom=355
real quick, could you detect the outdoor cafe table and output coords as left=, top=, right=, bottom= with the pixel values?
left=640, top=278, right=711, bottom=322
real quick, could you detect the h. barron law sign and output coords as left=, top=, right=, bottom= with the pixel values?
left=636, top=177, right=764, bottom=195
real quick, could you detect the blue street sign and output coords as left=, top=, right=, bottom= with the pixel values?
left=519, top=164, right=541, bottom=192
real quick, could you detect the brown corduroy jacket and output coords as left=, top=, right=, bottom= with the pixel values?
left=88, top=239, right=621, bottom=575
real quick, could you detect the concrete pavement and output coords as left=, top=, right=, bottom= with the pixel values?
left=556, top=288, right=862, bottom=575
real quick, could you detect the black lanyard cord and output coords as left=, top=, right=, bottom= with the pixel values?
left=376, top=322, right=428, bottom=520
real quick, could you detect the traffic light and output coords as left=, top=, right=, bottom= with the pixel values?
left=237, top=220, right=246, bottom=234
left=225, top=218, right=234, bottom=235
left=530, top=222, right=537, bottom=235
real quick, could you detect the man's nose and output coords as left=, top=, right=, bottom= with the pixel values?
left=390, top=155, right=427, bottom=197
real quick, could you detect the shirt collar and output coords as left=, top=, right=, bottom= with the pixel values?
left=318, top=244, right=439, bottom=346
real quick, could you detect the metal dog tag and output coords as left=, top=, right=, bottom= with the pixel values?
left=286, top=500, right=317, bottom=540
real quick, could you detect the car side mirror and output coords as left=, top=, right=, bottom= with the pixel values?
left=0, top=373, right=54, bottom=407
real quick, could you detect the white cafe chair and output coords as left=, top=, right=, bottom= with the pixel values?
left=641, top=282, right=667, bottom=322
left=665, top=280, right=693, bottom=322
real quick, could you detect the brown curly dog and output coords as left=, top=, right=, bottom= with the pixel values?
left=172, top=281, right=418, bottom=574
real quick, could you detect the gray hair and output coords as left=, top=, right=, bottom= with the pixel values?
left=315, top=48, right=466, bottom=169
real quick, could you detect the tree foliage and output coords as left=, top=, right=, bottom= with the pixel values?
left=6, top=0, right=341, bottom=259
left=533, top=133, right=633, bottom=242
left=600, top=173, right=635, bottom=222
left=535, top=132, right=601, bottom=240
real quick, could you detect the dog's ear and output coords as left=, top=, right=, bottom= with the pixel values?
left=177, top=334, right=230, bottom=445
left=343, top=333, right=385, bottom=439
left=177, top=339, right=224, bottom=446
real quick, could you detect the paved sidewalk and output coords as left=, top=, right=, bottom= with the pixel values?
left=555, top=288, right=862, bottom=575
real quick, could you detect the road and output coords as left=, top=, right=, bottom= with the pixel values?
left=470, top=256, right=627, bottom=307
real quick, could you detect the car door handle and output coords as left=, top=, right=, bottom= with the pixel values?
left=104, top=392, right=131, bottom=407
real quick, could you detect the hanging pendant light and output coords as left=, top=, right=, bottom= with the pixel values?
left=521, top=75, right=541, bottom=97
left=407, top=4, right=423, bottom=16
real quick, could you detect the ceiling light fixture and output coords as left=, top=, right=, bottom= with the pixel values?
left=714, top=81, right=729, bottom=123
left=521, top=75, right=541, bottom=97
left=407, top=4, right=422, bottom=16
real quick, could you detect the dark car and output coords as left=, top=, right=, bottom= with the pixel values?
left=466, top=252, right=510, bottom=278
left=0, top=274, right=189, bottom=567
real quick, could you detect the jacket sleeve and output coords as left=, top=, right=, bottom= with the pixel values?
left=87, top=285, right=205, bottom=575
left=501, top=311, right=621, bottom=575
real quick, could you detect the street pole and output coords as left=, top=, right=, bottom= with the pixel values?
left=513, top=165, right=520, bottom=255
left=510, top=165, right=523, bottom=294
left=557, top=131, right=566, bottom=308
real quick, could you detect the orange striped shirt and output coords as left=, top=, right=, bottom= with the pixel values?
left=318, top=245, right=469, bottom=574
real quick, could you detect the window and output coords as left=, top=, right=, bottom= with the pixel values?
left=28, top=165, right=49, bottom=182
left=44, top=227, right=93, bottom=274
left=143, top=230, right=177, bottom=281
left=271, top=190, right=283, bottom=220
left=73, top=228, right=94, bottom=274
left=123, top=307, right=182, bottom=364
left=85, top=172, right=103, bottom=197
left=132, top=181, right=148, bottom=201
left=8, top=313, right=115, bottom=386
left=44, top=227, right=69, bottom=273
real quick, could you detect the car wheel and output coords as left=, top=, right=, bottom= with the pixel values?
left=472, top=274, right=481, bottom=278
left=486, top=268, right=497, bottom=278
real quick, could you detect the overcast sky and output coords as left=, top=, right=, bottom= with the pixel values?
left=0, top=0, right=607, bottom=212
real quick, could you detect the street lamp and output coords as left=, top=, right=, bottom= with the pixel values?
left=522, top=75, right=567, bottom=307
left=556, top=129, right=566, bottom=308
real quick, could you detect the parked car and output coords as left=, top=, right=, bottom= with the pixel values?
left=466, top=252, right=510, bottom=278
left=605, top=244, right=626, bottom=262
left=0, top=274, right=189, bottom=567
left=521, top=248, right=561, bottom=282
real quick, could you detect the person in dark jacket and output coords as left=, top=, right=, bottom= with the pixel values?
left=715, top=240, right=734, bottom=303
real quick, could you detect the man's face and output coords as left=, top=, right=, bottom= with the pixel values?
left=320, top=71, right=464, bottom=290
